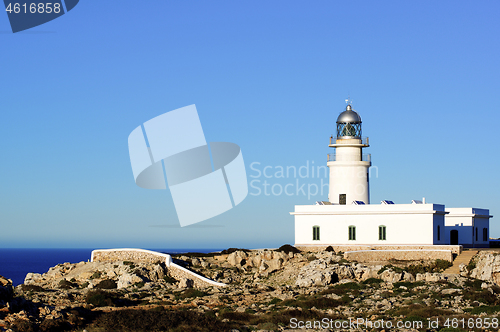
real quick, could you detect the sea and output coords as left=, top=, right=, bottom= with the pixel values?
left=0, top=248, right=222, bottom=286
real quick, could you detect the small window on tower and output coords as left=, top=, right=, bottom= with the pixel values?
left=339, top=194, right=346, bottom=205
left=313, top=226, right=320, bottom=241
left=483, top=228, right=488, bottom=241
left=379, top=225, right=386, bottom=240
left=348, top=226, right=356, bottom=240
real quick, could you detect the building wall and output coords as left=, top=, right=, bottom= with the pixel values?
left=293, top=203, right=446, bottom=246
left=445, top=208, right=491, bottom=248
left=328, top=162, right=370, bottom=204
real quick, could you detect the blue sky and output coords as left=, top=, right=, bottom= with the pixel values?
left=1, top=1, right=499, bottom=249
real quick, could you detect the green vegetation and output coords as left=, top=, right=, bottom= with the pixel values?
left=362, top=278, right=384, bottom=284
left=91, top=308, right=232, bottom=332
left=174, top=288, right=208, bottom=300
left=276, top=244, right=301, bottom=254
left=267, top=297, right=282, bottom=305
left=466, top=305, right=500, bottom=315
left=378, top=259, right=453, bottom=276
left=94, top=279, right=117, bottom=289
left=123, top=261, right=136, bottom=270
left=85, top=290, right=116, bottom=307
left=58, top=279, right=78, bottom=289
left=219, top=248, right=251, bottom=255
left=163, top=275, right=177, bottom=284
left=390, top=303, right=451, bottom=318
left=281, top=293, right=351, bottom=310
left=20, top=284, right=45, bottom=292
left=464, top=289, right=499, bottom=305
left=393, top=281, right=425, bottom=289
left=378, top=264, right=404, bottom=274
left=333, top=282, right=362, bottom=290
left=133, top=281, right=145, bottom=289
left=307, top=255, right=317, bottom=262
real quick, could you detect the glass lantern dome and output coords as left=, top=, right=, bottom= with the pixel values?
left=336, top=104, right=362, bottom=138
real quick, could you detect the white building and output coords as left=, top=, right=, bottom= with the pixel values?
left=292, top=104, right=492, bottom=248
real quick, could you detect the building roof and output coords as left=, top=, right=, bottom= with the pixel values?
left=337, top=104, right=362, bottom=124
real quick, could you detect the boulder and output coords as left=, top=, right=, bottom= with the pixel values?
left=442, top=288, right=461, bottom=295
left=379, top=270, right=402, bottom=283
left=295, top=259, right=340, bottom=287
left=469, top=252, right=500, bottom=285
left=117, top=273, right=143, bottom=289
left=227, top=251, right=248, bottom=267
left=24, top=273, right=43, bottom=285
left=0, top=276, right=13, bottom=303
left=179, top=278, right=194, bottom=288
left=266, top=258, right=283, bottom=273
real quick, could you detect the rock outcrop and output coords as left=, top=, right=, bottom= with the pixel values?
left=23, top=261, right=168, bottom=290
left=3, top=247, right=500, bottom=332
left=465, top=251, right=500, bottom=284
left=0, top=276, right=13, bottom=304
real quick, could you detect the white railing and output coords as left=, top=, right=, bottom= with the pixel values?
left=330, top=136, right=369, bottom=145
left=328, top=153, right=371, bottom=162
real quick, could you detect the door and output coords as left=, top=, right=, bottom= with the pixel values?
left=450, top=230, right=459, bottom=245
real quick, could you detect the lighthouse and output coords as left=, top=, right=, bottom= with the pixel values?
left=327, top=104, right=371, bottom=204
left=292, top=100, right=491, bottom=249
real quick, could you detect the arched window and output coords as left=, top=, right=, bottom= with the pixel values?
left=313, top=226, right=320, bottom=241
left=378, top=225, right=386, bottom=240
left=348, top=226, right=356, bottom=241
left=437, top=225, right=440, bottom=241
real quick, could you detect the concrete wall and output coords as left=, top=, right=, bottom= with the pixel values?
left=92, top=248, right=172, bottom=266
left=293, top=203, right=446, bottom=246
left=445, top=208, right=491, bottom=247
left=296, top=244, right=462, bottom=254
left=344, top=249, right=453, bottom=262
left=91, top=248, right=225, bottom=288
left=169, top=263, right=226, bottom=288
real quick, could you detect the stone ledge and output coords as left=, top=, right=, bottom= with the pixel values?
left=91, top=248, right=172, bottom=266
left=344, top=249, right=453, bottom=262
left=296, top=244, right=462, bottom=254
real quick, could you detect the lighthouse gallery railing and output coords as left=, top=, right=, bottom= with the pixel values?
left=327, top=153, right=371, bottom=162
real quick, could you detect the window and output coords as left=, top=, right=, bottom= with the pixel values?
left=339, top=194, right=346, bottom=205
left=476, top=227, right=478, bottom=241
left=378, top=225, right=386, bottom=240
left=313, top=226, right=320, bottom=241
left=437, top=225, right=440, bottom=241
left=483, top=228, right=487, bottom=242
left=348, top=226, right=356, bottom=240
left=337, top=122, right=361, bottom=138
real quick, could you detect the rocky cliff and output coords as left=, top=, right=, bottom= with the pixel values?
left=1, top=248, right=500, bottom=332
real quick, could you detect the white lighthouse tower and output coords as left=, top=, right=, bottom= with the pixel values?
left=327, top=103, right=371, bottom=204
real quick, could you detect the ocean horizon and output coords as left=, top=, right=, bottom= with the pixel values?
left=0, top=248, right=223, bottom=286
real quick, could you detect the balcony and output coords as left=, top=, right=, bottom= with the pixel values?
left=329, top=136, right=369, bottom=146
left=328, top=153, right=371, bottom=162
